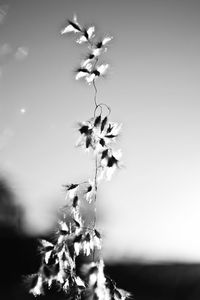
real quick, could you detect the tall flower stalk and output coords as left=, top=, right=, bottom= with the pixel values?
left=27, top=15, right=130, bottom=300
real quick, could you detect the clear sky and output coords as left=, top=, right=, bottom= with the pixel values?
left=1, top=0, right=200, bottom=262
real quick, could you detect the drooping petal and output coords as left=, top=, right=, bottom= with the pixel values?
left=61, top=24, right=77, bottom=34
left=112, top=149, right=122, bottom=161
left=92, top=47, right=102, bottom=57
left=102, top=36, right=113, bottom=46
left=63, top=279, right=69, bottom=291
left=74, top=243, right=80, bottom=255
left=76, top=69, right=89, bottom=80
left=59, top=221, right=69, bottom=233
left=76, top=63, right=92, bottom=80
left=105, top=164, right=117, bottom=181
left=66, top=184, right=79, bottom=199
left=75, top=276, right=86, bottom=288
left=87, top=26, right=95, bottom=39
left=44, top=251, right=52, bottom=264
left=76, top=35, right=87, bottom=44
left=61, top=15, right=82, bottom=34
left=76, top=26, right=94, bottom=44
left=116, top=288, right=132, bottom=300
left=40, top=239, right=54, bottom=250
left=29, top=275, right=44, bottom=296
left=97, top=64, right=109, bottom=75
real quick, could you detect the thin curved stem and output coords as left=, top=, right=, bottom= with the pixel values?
left=93, top=155, right=98, bottom=229
left=97, top=102, right=111, bottom=116
left=93, top=79, right=98, bottom=109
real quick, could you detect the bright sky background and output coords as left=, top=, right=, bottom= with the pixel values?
left=1, top=0, right=200, bottom=262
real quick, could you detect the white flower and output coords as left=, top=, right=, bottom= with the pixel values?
left=99, top=149, right=122, bottom=181
left=72, top=207, right=80, bottom=222
left=61, top=15, right=82, bottom=34
left=76, top=26, right=95, bottom=44
left=91, top=36, right=113, bottom=57
left=44, top=251, right=52, bottom=264
left=75, top=276, right=85, bottom=287
left=92, top=47, right=102, bottom=57
left=76, top=35, right=87, bottom=44
left=75, top=68, right=90, bottom=80
left=87, top=26, right=95, bottom=39
left=40, top=239, right=53, bottom=248
left=67, top=185, right=79, bottom=199
left=85, top=64, right=109, bottom=84
left=81, top=57, right=94, bottom=68
left=75, top=63, right=92, bottom=80
left=30, top=275, right=43, bottom=296
left=105, top=166, right=116, bottom=181
left=106, top=149, right=122, bottom=180
left=102, top=36, right=113, bottom=46
left=85, top=73, right=96, bottom=84
left=57, top=221, right=69, bottom=243
left=94, top=260, right=110, bottom=300
left=116, top=289, right=131, bottom=300
left=63, top=279, right=69, bottom=291
left=94, top=236, right=102, bottom=250
left=89, top=272, right=97, bottom=286
left=96, top=260, right=105, bottom=284
left=47, top=278, right=53, bottom=288
left=56, top=270, right=65, bottom=284
left=59, top=221, right=69, bottom=232
left=85, top=180, right=96, bottom=203
left=61, top=24, right=77, bottom=34
left=81, top=233, right=94, bottom=256
left=105, top=122, right=122, bottom=140
left=57, top=245, right=75, bottom=271
left=97, top=64, right=109, bottom=75
left=58, top=235, right=64, bottom=244
left=74, top=241, right=81, bottom=256
left=82, top=240, right=92, bottom=256
left=39, top=240, right=54, bottom=264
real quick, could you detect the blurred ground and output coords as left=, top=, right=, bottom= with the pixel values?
left=107, top=263, right=200, bottom=300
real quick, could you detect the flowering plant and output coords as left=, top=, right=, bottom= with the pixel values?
left=27, top=15, right=131, bottom=300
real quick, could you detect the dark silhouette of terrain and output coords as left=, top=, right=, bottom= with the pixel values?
left=106, top=263, right=200, bottom=300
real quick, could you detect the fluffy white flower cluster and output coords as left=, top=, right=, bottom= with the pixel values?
left=27, top=15, right=130, bottom=300
left=61, top=14, right=113, bottom=84
left=64, top=180, right=97, bottom=205
left=74, top=230, right=102, bottom=256
left=77, top=114, right=122, bottom=181
left=28, top=217, right=102, bottom=297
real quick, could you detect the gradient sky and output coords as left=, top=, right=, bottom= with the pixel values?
left=1, top=0, right=200, bottom=262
